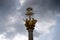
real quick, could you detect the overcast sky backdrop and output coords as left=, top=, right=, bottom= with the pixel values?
left=0, top=0, right=60, bottom=40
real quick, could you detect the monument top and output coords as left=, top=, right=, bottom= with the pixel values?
left=25, top=7, right=34, bottom=20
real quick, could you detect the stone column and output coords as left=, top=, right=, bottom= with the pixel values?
left=28, top=28, right=34, bottom=40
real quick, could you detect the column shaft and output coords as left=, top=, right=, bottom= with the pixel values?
left=28, top=29, right=33, bottom=40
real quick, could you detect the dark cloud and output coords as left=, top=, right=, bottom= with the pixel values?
left=18, top=0, right=60, bottom=24
left=22, top=0, right=60, bottom=14
left=37, top=0, right=59, bottom=11
left=0, top=0, right=20, bottom=33
left=0, top=0, right=20, bottom=16
left=0, top=0, right=60, bottom=39
left=0, top=26, right=6, bottom=33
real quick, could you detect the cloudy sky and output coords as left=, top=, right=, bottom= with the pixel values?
left=0, top=0, right=60, bottom=40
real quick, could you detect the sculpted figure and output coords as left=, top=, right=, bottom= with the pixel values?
left=25, top=18, right=29, bottom=27
left=32, top=18, right=37, bottom=24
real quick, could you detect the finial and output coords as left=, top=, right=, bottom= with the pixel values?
left=26, top=7, right=33, bottom=11
left=25, top=7, right=34, bottom=20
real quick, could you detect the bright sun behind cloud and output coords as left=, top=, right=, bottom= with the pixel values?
left=20, top=0, right=26, bottom=6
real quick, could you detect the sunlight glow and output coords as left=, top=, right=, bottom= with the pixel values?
left=20, top=0, right=26, bottom=6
